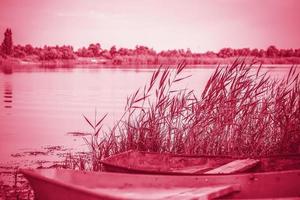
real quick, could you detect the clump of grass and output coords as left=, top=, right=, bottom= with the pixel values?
left=81, top=110, right=109, bottom=171
left=63, top=152, right=89, bottom=170
left=79, top=59, right=299, bottom=167
left=187, top=61, right=300, bottom=156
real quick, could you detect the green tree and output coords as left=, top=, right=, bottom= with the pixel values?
left=109, top=45, right=117, bottom=57
left=88, top=43, right=102, bottom=57
left=266, top=45, right=279, bottom=58
left=1, top=28, right=13, bottom=55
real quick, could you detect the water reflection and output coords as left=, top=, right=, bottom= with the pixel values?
left=3, top=82, right=13, bottom=109
left=1, top=65, right=13, bottom=74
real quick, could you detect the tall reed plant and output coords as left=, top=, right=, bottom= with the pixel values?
left=81, top=59, right=299, bottom=168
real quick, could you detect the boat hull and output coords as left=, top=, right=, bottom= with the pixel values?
left=21, top=169, right=300, bottom=200
left=101, top=150, right=234, bottom=175
left=101, top=150, right=300, bottom=175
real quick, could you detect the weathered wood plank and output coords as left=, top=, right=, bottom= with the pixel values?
left=160, top=184, right=239, bottom=200
left=171, top=165, right=212, bottom=173
left=205, top=159, right=260, bottom=174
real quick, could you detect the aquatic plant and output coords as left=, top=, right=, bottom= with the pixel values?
left=78, top=59, right=299, bottom=171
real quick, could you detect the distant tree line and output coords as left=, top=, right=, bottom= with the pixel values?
left=1, top=28, right=300, bottom=64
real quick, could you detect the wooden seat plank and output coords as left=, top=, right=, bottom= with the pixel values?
left=90, top=184, right=239, bottom=200
left=160, top=184, right=239, bottom=200
left=171, top=164, right=212, bottom=174
left=205, top=159, right=260, bottom=174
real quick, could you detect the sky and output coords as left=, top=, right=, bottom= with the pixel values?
left=0, top=0, right=300, bottom=52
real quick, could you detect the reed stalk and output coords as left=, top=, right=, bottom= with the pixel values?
left=79, top=59, right=299, bottom=170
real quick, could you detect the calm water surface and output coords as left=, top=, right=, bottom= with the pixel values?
left=0, top=65, right=294, bottom=163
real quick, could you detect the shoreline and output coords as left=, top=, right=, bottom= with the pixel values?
left=0, top=144, right=87, bottom=200
left=1, top=56, right=300, bottom=68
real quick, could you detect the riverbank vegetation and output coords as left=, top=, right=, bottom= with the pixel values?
left=63, top=60, right=300, bottom=171
left=1, top=28, right=300, bottom=66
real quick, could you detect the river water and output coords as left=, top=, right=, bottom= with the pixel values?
left=0, top=64, right=295, bottom=164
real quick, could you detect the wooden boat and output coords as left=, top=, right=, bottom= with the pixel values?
left=21, top=168, right=300, bottom=200
left=101, top=150, right=300, bottom=175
